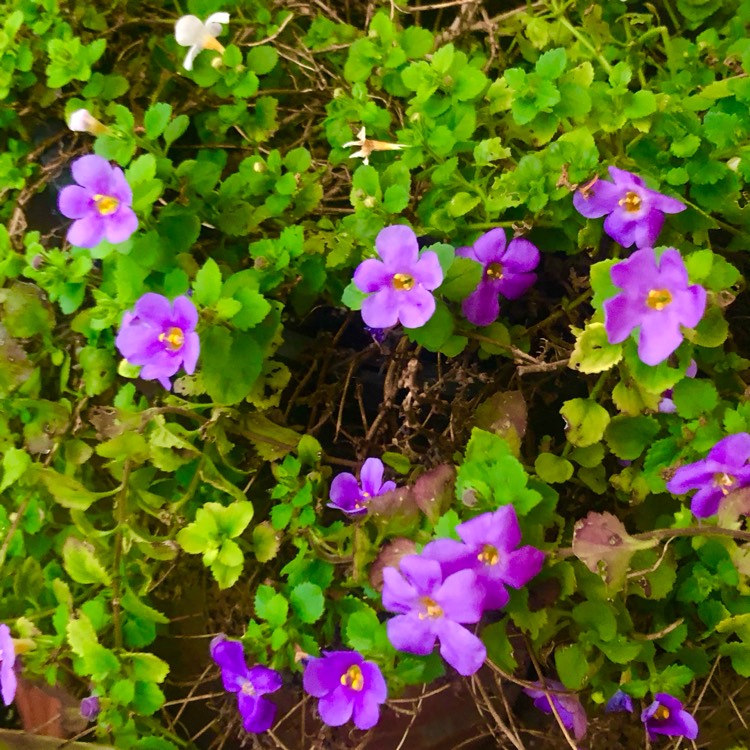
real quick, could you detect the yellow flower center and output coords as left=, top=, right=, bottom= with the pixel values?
left=654, top=705, right=670, bottom=721
left=159, top=327, right=185, bottom=350
left=418, top=597, right=443, bottom=620
left=619, top=191, right=642, bottom=212
left=485, top=262, right=504, bottom=280
left=340, top=664, right=364, bottom=691
left=477, top=544, right=500, bottom=566
left=94, top=194, right=119, bottom=216
left=646, top=289, right=672, bottom=311
left=393, top=273, right=415, bottom=291
left=714, top=472, right=736, bottom=495
left=202, top=34, right=226, bottom=53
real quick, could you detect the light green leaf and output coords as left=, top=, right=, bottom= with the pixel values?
left=560, top=398, right=610, bottom=447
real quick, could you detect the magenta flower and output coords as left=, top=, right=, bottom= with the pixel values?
left=603, top=247, right=706, bottom=366
left=573, top=167, right=685, bottom=248
left=456, top=228, right=540, bottom=327
left=210, top=635, right=282, bottom=733
left=605, top=689, right=634, bottom=713
left=641, top=693, right=698, bottom=741
left=423, top=506, right=544, bottom=610
left=58, top=155, right=138, bottom=248
left=353, top=225, right=443, bottom=329
left=80, top=694, right=100, bottom=721
left=303, top=650, right=387, bottom=730
left=0, top=624, right=16, bottom=706
left=328, top=457, right=396, bottom=516
left=524, top=680, right=587, bottom=740
left=115, top=293, right=200, bottom=390
left=667, top=433, right=750, bottom=518
left=382, top=555, right=486, bottom=676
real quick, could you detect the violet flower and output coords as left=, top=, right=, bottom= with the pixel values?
left=210, top=635, right=282, bottom=733
left=80, top=694, right=100, bottom=721
left=524, top=680, right=587, bottom=740
left=667, top=433, right=750, bottom=517
left=573, top=167, right=686, bottom=248
left=353, top=225, right=443, bottom=329
left=328, top=457, right=396, bottom=516
left=659, top=359, right=698, bottom=413
left=115, top=293, right=200, bottom=390
left=603, top=247, right=706, bottom=366
left=423, top=506, right=544, bottom=610
left=58, top=155, right=138, bottom=248
left=0, top=624, right=16, bottom=706
left=605, top=689, right=634, bottom=713
left=303, top=650, right=387, bottom=730
left=456, top=228, right=540, bottom=327
left=381, top=555, right=486, bottom=676
left=641, top=693, right=698, bottom=741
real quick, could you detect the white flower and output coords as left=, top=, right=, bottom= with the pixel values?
left=342, top=127, right=407, bottom=166
left=174, top=12, right=229, bottom=71
left=67, top=109, right=108, bottom=135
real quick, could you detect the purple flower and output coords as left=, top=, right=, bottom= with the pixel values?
left=524, top=680, right=587, bottom=740
left=115, top=293, right=200, bottom=390
left=303, top=650, right=387, bottom=730
left=58, top=155, right=138, bottom=248
left=381, top=555, right=486, bottom=676
left=603, top=247, right=706, bottom=366
left=0, top=624, right=16, bottom=706
left=667, top=433, right=750, bottom=518
left=573, top=167, right=685, bottom=248
left=210, top=635, right=282, bottom=733
left=353, top=225, right=443, bottom=329
left=328, top=457, right=396, bottom=516
left=641, top=693, right=698, bottom=741
left=659, top=359, right=698, bottom=413
left=456, top=228, right=540, bottom=327
left=423, top=506, right=544, bottom=610
left=605, top=689, right=633, bottom=713
left=80, top=694, right=100, bottom=721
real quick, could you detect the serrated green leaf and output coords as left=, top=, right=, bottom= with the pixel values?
left=569, top=323, right=623, bottom=373
left=561, top=399, right=610, bottom=447
left=289, top=582, right=324, bottom=624
left=62, top=538, right=111, bottom=585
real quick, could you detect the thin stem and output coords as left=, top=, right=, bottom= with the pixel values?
left=111, top=460, right=132, bottom=651
left=556, top=15, right=612, bottom=75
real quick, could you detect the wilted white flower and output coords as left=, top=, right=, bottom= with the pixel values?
left=67, top=109, right=109, bottom=136
left=342, top=127, right=407, bottom=166
left=174, top=12, right=229, bottom=71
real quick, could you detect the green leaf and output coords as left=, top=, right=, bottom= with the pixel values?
left=534, top=453, right=574, bottom=483
left=79, top=345, right=116, bottom=397
left=535, top=48, right=567, bottom=80
left=405, top=301, right=453, bottom=350
left=289, top=582, right=325, bottom=624
left=672, top=378, right=719, bottom=418
left=193, top=259, right=223, bottom=306
left=605, top=415, right=660, bottom=460
left=481, top=621, right=518, bottom=672
left=0, top=447, right=31, bottom=492
left=447, top=191, right=481, bottom=217
left=439, top=257, right=483, bottom=302
left=202, top=328, right=263, bottom=404
left=720, top=642, right=750, bottom=677
left=568, top=323, right=623, bottom=373
left=624, top=90, right=657, bottom=119
left=341, top=281, right=367, bottom=311
left=345, top=608, right=385, bottom=655
left=39, top=468, right=108, bottom=510
left=692, top=306, right=728, bottom=347
left=247, top=45, right=279, bottom=74
left=254, top=585, right=288, bottom=627
left=555, top=643, right=588, bottom=689
left=252, top=521, right=280, bottom=562
left=560, top=398, right=610, bottom=447
left=128, top=653, right=169, bottom=683
left=132, top=681, right=164, bottom=715
left=144, top=102, right=171, bottom=139
left=572, top=601, right=617, bottom=641
left=62, top=538, right=111, bottom=585
left=164, top=114, right=189, bottom=146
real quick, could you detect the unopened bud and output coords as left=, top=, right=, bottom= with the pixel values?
left=67, top=109, right=109, bottom=136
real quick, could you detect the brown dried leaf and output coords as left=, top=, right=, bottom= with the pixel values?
left=369, top=537, right=416, bottom=591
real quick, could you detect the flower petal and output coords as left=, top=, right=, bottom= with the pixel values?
left=603, top=294, right=640, bottom=345
left=71, top=155, right=113, bottom=193
left=104, top=207, right=138, bottom=244
left=387, top=614, right=436, bottom=655
left=58, top=185, right=93, bottom=219
left=462, top=280, right=501, bottom=327
left=573, top=179, right=622, bottom=218
left=632, top=209, right=665, bottom=248
left=361, top=288, right=400, bottom=328
left=181, top=332, right=200, bottom=375
left=375, top=225, right=419, bottom=269
left=603, top=209, right=638, bottom=247
left=498, top=545, right=545, bottom=588
left=67, top=215, right=106, bottom=249
left=638, top=314, right=683, bottom=365
left=248, top=665, right=282, bottom=695
left=412, top=251, right=443, bottom=290
left=690, top=485, right=723, bottom=518
left=398, top=286, right=436, bottom=328
left=502, top=238, right=540, bottom=273
left=497, top=271, right=537, bottom=300
left=240, top=694, right=276, bottom=733
left=175, top=15, right=205, bottom=46
left=399, top=555, right=442, bottom=593
left=458, top=507, right=520, bottom=550
left=434, top=619, right=487, bottom=676
left=470, top=228, right=507, bottom=265
left=666, top=461, right=717, bottom=495
left=353, top=258, right=391, bottom=293
left=360, top=458, right=385, bottom=496
left=610, top=247, right=658, bottom=292
left=183, top=45, right=200, bottom=71
left=381, top=567, right=418, bottom=613
left=435, top=569, right=484, bottom=623
left=352, top=692, right=382, bottom=730
left=676, top=285, right=706, bottom=329
left=318, top=687, right=354, bottom=726
left=709, top=434, right=750, bottom=466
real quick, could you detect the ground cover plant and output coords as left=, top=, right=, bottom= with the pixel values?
left=2, top=0, right=750, bottom=748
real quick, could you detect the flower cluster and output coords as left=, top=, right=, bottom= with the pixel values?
left=667, top=433, right=750, bottom=517
left=210, top=635, right=282, bottom=733
left=328, top=457, right=396, bottom=515
left=381, top=505, right=543, bottom=675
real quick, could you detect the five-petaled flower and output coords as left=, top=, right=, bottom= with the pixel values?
left=641, top=693, right=698, bottom=741
left=456, top=228, right=540, bottom=327
left=573, top=167, right=686, bottom=248
left=353, top=225, right=443, bottom=329
left=524, top=680, right=588, bottom=740
left=667, top=433, right=750, bottom=518
left=67, top=109, right=109, bottom=136
left=210, top=635, right=282, bottom=733
left=342, top=127, right=407, bottom=166
left=423, top=506, right=544, bottom=610
left=382, top=555, right=486, bottom=676
left=175, top=13, right=229, bottom=71
left=115, top=293, right=200, bottom=390
left=58, top=155, right=138, bottom=249
left=0, top=624, right=16, bottom=706
left=328, top=457, right=396, bottom=516
left=303, top=650, right=387, bottom=730
left=603, top=247, right=706, bottom=366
